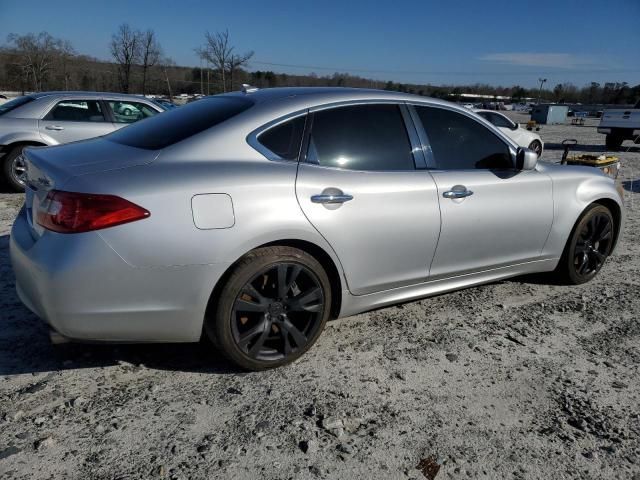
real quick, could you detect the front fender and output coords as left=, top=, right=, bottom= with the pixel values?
left=542, top=166, right=624, bottom=258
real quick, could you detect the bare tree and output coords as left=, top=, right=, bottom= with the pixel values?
left=196, top=30, right=252, bottom=92
left=140, top=29, right=161, bottom=95
left=110, top=23, right=141, bottom=93
left=57, top=39, right=76, bottom=90
left=227, top=51, right=254, bottom=91
left=6, top=32, right=63, bottom=91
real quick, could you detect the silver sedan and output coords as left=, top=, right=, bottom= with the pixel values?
left=0, top=92, right=165, bottom=191
left=10, top=87, right=623, bottom=370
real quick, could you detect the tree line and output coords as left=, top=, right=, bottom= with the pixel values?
left=1, top=28, right=638, bottom=106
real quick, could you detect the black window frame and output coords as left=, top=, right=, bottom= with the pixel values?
left=299, top=101, right=425, bottom=172
left=409, top=104, right=516, bottom=171
left=43, top=98, right=109, bottom=123
left=251, top=112, right=309, bottom=162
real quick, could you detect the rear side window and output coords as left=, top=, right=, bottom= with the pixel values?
left=107, top=96, right=254, bottom=150
left=45, top=100, right=106, bottom=122
left=257, top=115, right=306, bottom=160
left=479, top=111, right=514, bottom=129
left=0, top=95, right=35, bottom=116
left=416, top=106, right=512, bottom=170
left=307, top=104, right=414, bottom=171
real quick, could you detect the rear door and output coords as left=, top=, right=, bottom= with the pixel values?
left=412, top=104, right=553, bottom=278
left=39, top=98, right=115, bottom=144
left=295, top=102, right=441, bottom=295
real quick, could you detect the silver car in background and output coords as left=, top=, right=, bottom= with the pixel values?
left=0, top=92, right=165, bottom=191
left=10, top=88, right=623, bottom=370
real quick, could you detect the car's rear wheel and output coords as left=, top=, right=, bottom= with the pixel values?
left=554, top=204, right=614, bottom=285
left=207, top=246, right=331, bottom=370
left=528, top=140, right=543, bottom=157
left=2, top=145, right=27, bottom=192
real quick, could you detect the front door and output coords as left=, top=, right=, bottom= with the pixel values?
left=39, top=99, right=114, bottom=144
left=412, top=105, right=553, bottom=278
left=295, top=103, right=441, bottom=295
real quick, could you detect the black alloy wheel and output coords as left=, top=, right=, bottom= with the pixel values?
left=208, top=246, right=331, bottom=370
left=572, top=211, right=613, bottom=278
left=231, top=262, right=324, bottom=361
left=555, top=204, right=615, bottom=285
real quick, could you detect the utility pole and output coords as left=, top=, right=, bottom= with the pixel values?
left=537, top=78, right=547, bottom=104
left=206, top=60, right=210, bottom=95
left=200, top=57, right=204, bottom=95
left=164, top=66, right=173, bottom=101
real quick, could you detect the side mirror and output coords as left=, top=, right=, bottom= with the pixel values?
left=516, top=147, right=538, bottom=170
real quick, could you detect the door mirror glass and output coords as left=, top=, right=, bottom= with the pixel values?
left=516, top=147, right=538, bottom=170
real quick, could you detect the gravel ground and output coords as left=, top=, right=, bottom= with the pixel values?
left=1, top=116, right=639, bottom=480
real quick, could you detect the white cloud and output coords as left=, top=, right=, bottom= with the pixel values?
left=478, top=53, right=595, bottom=69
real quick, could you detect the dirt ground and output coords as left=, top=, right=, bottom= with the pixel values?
left=0, top=114, right=639, bottom=480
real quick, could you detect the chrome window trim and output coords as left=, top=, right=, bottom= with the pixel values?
left=246, top=109, right=308, bottom=162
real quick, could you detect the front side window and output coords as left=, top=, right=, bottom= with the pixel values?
left=257, top=115, right=306, bottom=160
left=307, top=104, right=414, bottom=171
left=107, top=100, right=159, bottom=124
left=416, top=106, right=512, bottom=170
left=45, top=100, right=106, bottom=122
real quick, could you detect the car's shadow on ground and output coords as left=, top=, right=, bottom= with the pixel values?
left=0, top=234, right=241, bottom=376
left=544, top=142, right=640, bottom=154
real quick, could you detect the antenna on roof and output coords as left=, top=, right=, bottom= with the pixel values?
left=241, top=84, right=259, bottom=94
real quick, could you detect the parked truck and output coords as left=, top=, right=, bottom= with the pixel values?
left=598, top=99, right=640, bottom=150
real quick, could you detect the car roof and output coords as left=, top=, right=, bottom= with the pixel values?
left=221, top=86, right=455, bottom=108
left=30, top=91, right=154, bottom=101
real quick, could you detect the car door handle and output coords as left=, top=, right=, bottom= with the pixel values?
left=311, top=193, right=354, bottom=204
left=443, top=187, right=474, bottom=199
left=45, top=125, right=64, bottom=131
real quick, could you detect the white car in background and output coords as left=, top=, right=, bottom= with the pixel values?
left=475, top=109, right=543, bottom=156
left=0, top=94, right=9, bottom=106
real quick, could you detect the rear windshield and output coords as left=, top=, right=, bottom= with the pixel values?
left=0, top=95, right=35, bottom=116
left=106, top=96, right=254, bottom=149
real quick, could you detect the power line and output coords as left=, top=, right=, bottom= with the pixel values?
left=249, top=60, right=640, bottom=77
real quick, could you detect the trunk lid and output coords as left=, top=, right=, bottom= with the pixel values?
left=22, top=137, right=159, bottom=238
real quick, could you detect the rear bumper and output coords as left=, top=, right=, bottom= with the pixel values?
left=10, top=209, right=230, bottom=343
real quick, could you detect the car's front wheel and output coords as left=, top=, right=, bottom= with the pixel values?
left=528, top=139, right=543, bottom=157
left=1, top=145, right=27, bottom=192
left=207, top=246, right=331, bottom=370
left=554, top=204, right=615, bottom=284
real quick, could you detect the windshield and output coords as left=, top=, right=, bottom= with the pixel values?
left=106, top=96, right=254, bottom=150
left=0, top=95, right=35, bottom=116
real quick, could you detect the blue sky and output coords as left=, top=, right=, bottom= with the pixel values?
left=2, top=0, right=639, bottom=88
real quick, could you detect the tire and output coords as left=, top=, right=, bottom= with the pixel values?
left=1, top=145, right=27, bottom=192
left=206, top=246, right=332, bottom=370
left=123, top=108, right=132, bottom=116
left=528, top=140, right=543, bottom=157
left=553, top=204, right=615, bottom=285
left=605, top=134, right=623, bottom=151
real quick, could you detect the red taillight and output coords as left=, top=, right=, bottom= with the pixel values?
left=36, top=190, right=150, bottom=234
